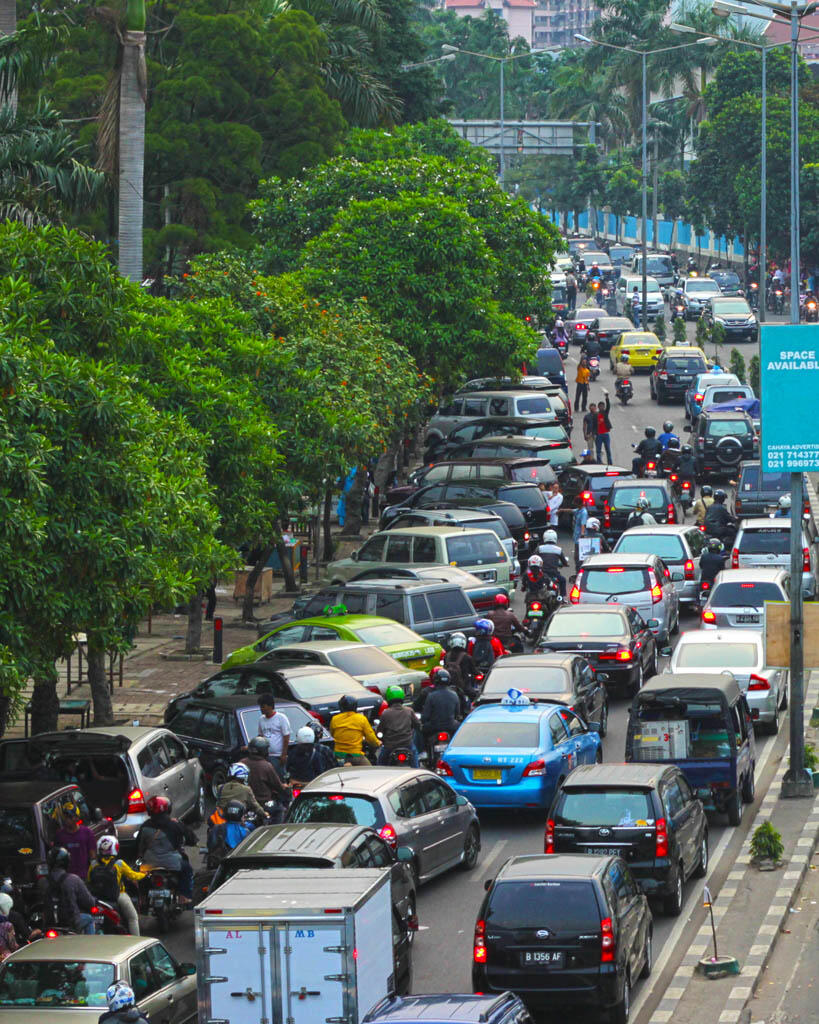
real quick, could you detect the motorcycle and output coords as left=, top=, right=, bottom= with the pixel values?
left=427, top=731, right=451, bottom=770
left=551, top=331, right=569, bottom=357
left=615, top=377, right=633, bottom=405
left=587, top=355, right=600, bottom=381
left=804, top=298, right=819, bottom=322
left=697, top=578, right=713, bottom=611
left=138, top=867, right=186, bottom=933
left=667, top=472, right=694, bottom=512
left=522, top=581, right=562, bottom=645
left=642, top=458, right=659, bottom=479
left=770, top=285, right=785, bottom=315
left=670, top=294, right=686, bottom=321
left=748, top=281, right=759, bottom=309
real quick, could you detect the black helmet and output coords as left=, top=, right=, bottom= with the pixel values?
left=714, top=489, right=727, bottom=503
left=701, top=484, right=713, bottom=496
left=248, top=736, right=269, bottom=757
left=48, top=847, right=71, bottom=871
left=645, top=427, right=656, bottom=438
left=338, top=695, right=358, bottom=713
left=224, top=800, right=245, bottom=823
left=681, top=444, right=693, bottom=456
left=434, top=668, right=452, bottom=686
left=667, top=437, right=680, bottom=450
left=663, top=421, right=674, bottom=433
left=707, top=537, right=724, bottom=552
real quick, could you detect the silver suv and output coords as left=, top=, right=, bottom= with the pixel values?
left=733, top=516, right=819, bottom=597
left=425, top=391, right=558, bottom=446
left=612, top=524, right=707, bottom=606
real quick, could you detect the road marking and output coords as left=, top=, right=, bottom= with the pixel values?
left=473, top=838, right=508, bottom=877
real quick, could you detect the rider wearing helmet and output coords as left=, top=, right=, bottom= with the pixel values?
left=421, top=668, right=461, bottom=741
left=700, top=536, right=728, bottom=586
left=615, top=352, right=631, bottom=379
left=537, top=528, right=569, bottom=596
left=677, top=443, right=697, bottom=486
left=659, top=420, right=679, bottom=449
left=217, top=762, right=266, bottom=819
left=87, top=835, right=145, bottom=935
left=467, top=617, right=505, bottom=669
left=486, top=591, right=524, bottom=644
left=578, top=516, right=608, bottom=563
left=632, top=426, right=663, bottom=476
left=207, top=800, right=255, bottom=867
left=287, top=723, right=336, bottom=785
left=240, top=735, right=289, bottom=806
left=580, top=447, right=596, bottom=464
left=704, top=488, right=736, bottom=545
left=47, top=846, right=96, bottom=934
left=137, top=796, right=196, bottom=904
left=99, top=982, right=150, bottom=1024
left=626, top=495, right=658, bottom=530
left=444, top=632, right=477, bottom=699
left=775, top=493, right=792, bottom=517
left=330, top=694, right=381, bottom=766
left=694, top=483, right=714, bottom=526
left=378, top=685, right=419, bottom=766
left=523, top=553, right=547, bottom=596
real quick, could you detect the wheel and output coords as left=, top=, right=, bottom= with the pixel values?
left=210, top=767, right=227, bottom=801
left=599, top=700, right=609, bottom=738
left=460, top=825, right=480, bottom=871
left=764, top=700, right=780, bottom=735
left=155, top=906, right=169, bottom=934
left=742, top=768, right=756, bottom=804
left=694, top=830, right=709, bottom=878
left=640, top=928, right=653, bottom=979
left=610, top=973, right=631, bottom=1024
left=188, top=782, right=206, bottom=824
left=595, top=746, right=603, bottom=764
left=650, top=380, right=656, bottom=400
left=727, top=788, right=743, bottom=826
left=670, top=612, right=680, bottom=636
left=630, top=662, right=644, bottom=696
left=780, top=675, right=789, bottom=709
left=663, top=862, right=684, bottom=916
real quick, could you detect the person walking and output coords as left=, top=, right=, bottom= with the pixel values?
left=594, top=389, right=613, bottom=464
left=566, top=270, right=577, bottom=310
left=583, top=402, right=598, bottom=450
left=547, top=481, right=563, bottom=530
left=575, top=358, right=591, bottom=412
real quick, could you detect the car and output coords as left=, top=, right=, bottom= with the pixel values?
left=694, top=409, right=758, bottom=478
left=0, top=726, right=205, bottom=846
left=603, top=479, right=683, bottom=541
left=403, top=480, right=551, bottom=542
left=568, top=552, right=680, bottom=643
left=608, top=331, right=663, bottom=371
left=733, top=516, right=819, bottom=597
left=475, top=653, right=608, bottom=733
left=547, top=763, right=708, bottom=915
left=537, top=604, right=659, bottom=695
left=608, top=244, right=635, bottom=275
left=455, top=381, right=572, bottom=432
left=364, top=991, right=535, bottom=1024
left=677, top=276, right=722, bottom=318
left=701, top=567, right=790, bottom=630
left=708, top=268, right=745, bottom=297
left=650, top=347, right=709, bottom=403
left=684, top=371, right=741, bottom=422
left=422, top=416, right=566, bottom=464
left=438, top=698, right=602, bottom=810
left=584, top=315, right=635, bottom=355
left=668, top=628, right=787, bottom=734
left=567, top=306, right=608, bottom=344
left=532, top=346, right=568, bottom=392
left=559, top=464, right=633, bottom=521
left=703, top=296, right=758, bottom=342
left=384, top=509, right=516, bottom=567
left=446, top=439, right=575, bottom=475
left=164, top=694, right=334, bottom=796
left=471, top=853, right=652, bottom=1019
left=224, top=615, right=442, bottom=674
left=700, top=382, right=755, bottom=416
left=287, top=767, right=481, bottom=884
left=328, top=526, right=513, bottom=591
left=578, top=250, right=614, bottom=282
left=384, top=458, right=559, bottom=509
left=425, top=391, right=559, bottom=447
left=612, top=524, right=707, bottom=607
left=209, top=822, right=417, bottom=923
left=615, top=275, right=664, bottom=320
left=0, top=935, right=197, bottom=1023
left=629, top=250, right=676, bottom=288
left=732, top=462, right=802, bottom=519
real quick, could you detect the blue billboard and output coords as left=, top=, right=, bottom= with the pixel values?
left=760, top=324, right=819, bottom=472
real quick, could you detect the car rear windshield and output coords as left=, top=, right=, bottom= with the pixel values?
left=632, top=703, right=732, bottom=761
left=615, top=534, right=685, bottom=561
left=706, top=419, right=751, bottom=437
left=487, top=881, right=601, bottom=931
left=445, top=534, right=507, bottom=567
left=713, top=300, right=750, bottom=314
left=583, top=568, right=651, bottom=595
left=0, top=808, right=35, bottom=852
left=706, top=389, right=750, bottom=404
left=510, top=462, right=563, bottom=483
left=501, top=486, right=546, bottom=509
left=452, top=720, right=540, bottom=748
left=523, top=425, right=568, bottom=442
left=330, top=647, right=399, bottom=676
left=470, top=518, right=512, bottom=541
left=0, top=960, right=115, bottom=1007
left=546, top=612, right=627, bottom=638
left=738, top=529, right=790, bottom=555
left=354, top=623, right=416, bottom=647
left=536, top=350, right=563, bottom=374
left=710, top=582, right=784, bottom=605
left=666, top=357, right=706, bottom=373
left=288, top=675, right=364, bottom=699
left=515, top=397, right=551, bottom=415
left=555, top=789, right=654, bottom=827
left=739, top=467, right=790, bottom=492
left=289, top=793, right=383, bottom=827
left=675, top=642, right=758, bottom=668
left=610, top=486, right=666, bottom=510
left=645, top=257, right=673, bottom=275
left=687, top=280, right=718, bottom=293
left=483, top=665, right=569, bottom=694
left=239, top=704, right=319, bottom=742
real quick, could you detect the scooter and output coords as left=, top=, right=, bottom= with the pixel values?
left=427, top=731, right=451, bottom=770
left=138, top=867, right=187, bottom=934
left=748, top=281, right=759, bottom=309
left=551, top=331, right=569, bottom=357
left=522, top=581, right=562, bottom=645
left=587, top=355, right=600, bottom=381
left=615, top=377, right=633, bottom=405
left=804, top=297, right=819, bottom=322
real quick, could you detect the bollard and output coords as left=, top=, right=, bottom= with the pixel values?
left=213, top=617, right=223, bottom=664
left=299, top=544, right=309, bottom=584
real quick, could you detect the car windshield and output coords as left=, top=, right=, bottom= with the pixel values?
left=583, top=567, right=650, bottom=595
left=289, top=674, right=365, bottom=698
left=572, top=309, right=606, bottom=323
left=556, top=789, right=653, bottom=827
left=666, top=357, right=706, bottom=373
left=645, top=257, right=672, bottom=275
left=687, top=280, right=718, bottom=293
left=706, top=419, right=751, bottom=437
left=546, top=612, right=627, bottom=638
left=353, top=623, right=415, bottom=646
left=714, top=272, right=741, bottom=286
left=739, top=468, right=790, bottom=491
left=238, top=704, right=315, bottom=741
left=0, top=807, right=35, bottom=852
left=445, top=535, right=507, bottom=567
left=329, top=647, right=399, bottom=676
left=483, top=665, right=569, bottom=694
left=0, top=960, right=115, bottom=1007
left=516, top=397, right=551, bottom=415
left=710, top=582, right=784, bottom=605
left=599, top=319, right=633, bottom=329
left=500, top=486, right=545, bottom=509
left=610, top=486, right=666, bottom=510
left=714, top=300, right=751, bottom=314
left=675, top=642, right=758, bottom=668
left=487, top=881, right=601, bottom=931
left=508, top=462, right=560, bottom=484
left=705, top=389, right=750, bottom=404
left=452, top=720, right=540, bottom=748
left=536, top=350, right=563, bottom=373
left=737, top=529, right=791, bottom=554
left=289, top=793, right=382, bottom=827
left=615, top=534, right=685, bottom=561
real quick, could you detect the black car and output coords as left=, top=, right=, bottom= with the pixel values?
left=532, top=347, right=567, bottom=392
left=703, top=296, right=758, bottom=343
left=650, top=349, right=709, bottom=403
left=733, top=462, right=805, bottom=518
left=603, top=479, right=683, bottom=541
left=708, top=268, right=744, bottom=297
left=694, top=409, right=758, bottom=478
left=585, top=316, right=634, bottom=355
left=472, top=853, right=652, bottom=1021
left=537, top=605, right=658, bottom=695
left=417, top=496, right=530, bottom=552
left=447, top=437, right=576, bottom=475
left=164, top=694, right=334, bottom=797
left=547, top=764, right=708, bottom=916
left=475, top=654, right=608, bottom=735
left=559, top=464, right=633, bottom=521
left=423, top=416, right=566, bottom=464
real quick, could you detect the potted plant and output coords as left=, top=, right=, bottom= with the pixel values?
left=749, top=821, right=784, bottom=869
left=805, top=742, right=819, bottom=789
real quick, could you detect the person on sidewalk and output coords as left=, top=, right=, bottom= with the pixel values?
left=583, top=402, right=598, bottom=450
left=55, top=801, right=98, bottom=880
left=575, top=358, right=591, bottom=412
left=257, top=694, right=291, bottom=775
left=87, top=836, right=144, bottom=936
left=594, top=390, right=613, bottom=464
left=330, top=696, right=381, bottom=765
left=204, top=578, right=217, bottom=621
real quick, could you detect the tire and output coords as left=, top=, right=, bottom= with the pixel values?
left=460, top=826, right=480, bottom=871
left=188, top=782, right=206, bottom=824
left=663, top=862, right=684, bottom=916
left=780, top=675, right=789, bottom=709
left=155, top=906, right=169, bottom=934
left=648, top=648, right=658, bottom=678
left=630, top=662, right=644, bottom=696
left=670, top=612, right=680, bottom=636
left=764, top=700, right=780, bottom=735
left=595, top=747, right=603, bottom=764
left=210, top=767, right=227, bottom=802
left=742, top=768, right=756, bottom=804
left=610, top=973, right=631, bottom=1024
left=727, top=788, right=743, bottom=826
left=640, top=928, right=653, bottom=979
left=694, top=830, right=709, bottom=878
left=599, top=700, right=609, bottom=738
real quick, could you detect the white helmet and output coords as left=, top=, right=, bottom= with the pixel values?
left=555, top=318, right=564, bottom=328
left=0, top=894, right=13, bottom=917
left=97, top=835, right=119, bottom=858
left=228, top=762, right=250, bottom=781
left=778, top=494, right=791, bottom=509
left=543, top=529, right=558, bottom=545
left=586, top=517, right=601, bottom=531
left=296, top=725, right=316, bottom=745
left=528, top=554, right=543, bottom=568
left=106, top=983, right=135, bottom=1012
left=448, top=632, right=467, bottom=649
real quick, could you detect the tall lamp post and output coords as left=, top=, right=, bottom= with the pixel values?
left=575, top=33, right=716, bottom=329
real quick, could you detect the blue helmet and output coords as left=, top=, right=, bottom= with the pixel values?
left=106, top=983, right=135, bottom=1012
left=474, top=618, right=494, bottom=635
left=228, top=763, right=250, bottom=782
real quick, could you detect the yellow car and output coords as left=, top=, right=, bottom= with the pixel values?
left=609, top=331, right=664, bottom=372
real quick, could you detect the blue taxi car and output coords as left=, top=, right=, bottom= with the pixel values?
left=436, top=692, right=602, bottom=810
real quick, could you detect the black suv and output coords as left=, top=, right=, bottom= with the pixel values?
left=423, top=416, right=566, bottom=464
left=559, top=464, right=633, bottom=522
left=694, top=409, right=758, bottom=478
left=448, top=437, right=576, bottom=475
left=472, top=853, right=652, bottom=1021
left=603, top=479, right=683, bottom=541
left=733, top=462, right=805, bottom=518
left=547, top=764, right=708, bottom=916
left=650, top=349, right=709, bottom=403
left=383, top=458, right=558, bottom=512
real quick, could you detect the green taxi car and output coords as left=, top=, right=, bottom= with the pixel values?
left=223, top=614, right=443, bottom=674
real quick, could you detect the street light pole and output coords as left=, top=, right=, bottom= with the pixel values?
left=500, top=59, right=506, bottom=185
left=790, top=1, right=800, bottom=326
left=641, top=51, right=648, bottom=330
left=761, top=43, right=767, bottom=322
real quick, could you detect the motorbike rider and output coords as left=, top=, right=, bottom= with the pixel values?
left=537, top=529, right=568, bottom=597
left=579, top=517, right=608, bottom=562
left=207, top=800, right=255, bottom=867
left=694, top=483, right=714, bottom=525
left=687, top=256, right=698, bottom=275
left=486, top=592, right=524, bottom=645
left=378, top=686, right=419, bottom=766
left=240, top=737, right=290, bottom=806
left=626, top=496, right=657, bottom=530
left=87, top=836, right=144, bottom=936
left=522, top=553, right=548, bottom=596
left=775, top=494, right=792, bottom=517
left=615, top=353, right=632, bottom=380
left=676, top=444, right=697, bottom=491
left=99, top=983, right=150, bottom=1024
left=47, top=846, right=96, bottom=934
left=632, top=426, right=663, bottom=476
left=287, top=724, right=336, bottom=784
left=0, top=879, right=38, bottom=944
left=444, top=631, right=477, bottom=699
left=0, top=893, right=19, bottom=960
left=467, top=618, right=505, bottom=669
left=217, top=762, right=267, bottom=819
left=703, top=488, right=736, bottom=545
left=581, top=332, right=601, bottom=360
left=137, top=795, right=195, bottom=905
left=553, top=318, right=569, bottom=347
left=659, top=420, right=679, bottom=449
left=330, top=694, right=381, bottom=766
left=700, top=537, right=728, bottom=589
left=588, top=261, right=603, bottom=283
left=421, top=669, right=460, bottom=753
left=660, top=436, right=681, bottom=476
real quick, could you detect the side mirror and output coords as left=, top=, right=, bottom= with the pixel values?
left=396, top=846, right=414, bottom=863
left=660, top=646, right=673, bottom=658
left=484, top=878, right=494, bottom=892
left=350, top=550, right=359, bottom=561
left=646, top=618, right=660, bottom=630
left=455, top=794, right=469, bottom=807
left=178, top=963, right=196, bottom=977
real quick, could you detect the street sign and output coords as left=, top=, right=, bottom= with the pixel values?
left=764, top=601, right=819, bottom=668
left=760, top=324, right=819, bottom=471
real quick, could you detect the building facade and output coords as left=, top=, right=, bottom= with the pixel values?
left=444, top=0, right=537, bottom=47
left=533, top=0, right=597, bottom=48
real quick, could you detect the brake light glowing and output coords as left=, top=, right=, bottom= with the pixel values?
left=530, top=601, right=542, bottom=611
left=545, top=818, right=555, bottom=854
left=646, top=461, right=656, bottom=470
left=524, top=531, right=531, bottom=542
left=655, top=817, right=669, bottom=858
left=667, top=502, right=676, bottom=524
left=702, top=609, right=716, bottom=623
left=605, top=471, right=619, bottom=476
left=46, top=929, right=59, bottom=938
left=600, top=648, right=633, bottom=661
left=804, top=547, right=811, bottom=571
left=569, top=584, right=581, bottom=603
left=601, top=916, right=615, bottom=963
left=292, top=787, right=301, bottom=798
left=669, top=473, right=678, bottom=482
left=128, top=788, right=146, bottom=814
left=522, top=759, right=546, bottom=777
left=607, top=567, right=625, bottom=573
left=749, top=674, right=770, bottom=691
left=576, top=323, right=587, bottom=331
left=581, top=491, right=593, bottom=503
left=684, top=559, right=695, bottom=580
left=604, top=503, right=611, bottom=528
left=437, top=732, right=450, bottom=743
left=731, top=547, right=739, bottom=568
left=682, top=481, right=691, bottom=490
left=379, top=824, right=398, bottom=850
left=651, top=583, right=663, bottom=603
left=474, top=919, right=488, bottom=963
left=695, top=392, right=704, bottom=403
left=329, top=795, right=345, bottom=801
left=437, top=759, right=453, bottom=776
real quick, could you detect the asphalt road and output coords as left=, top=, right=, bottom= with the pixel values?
left=154, top=297, right=784, bottom=1011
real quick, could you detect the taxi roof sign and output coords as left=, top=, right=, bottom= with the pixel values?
left=501, top=688, right=531, bottom=706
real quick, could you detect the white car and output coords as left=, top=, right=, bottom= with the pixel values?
left=678, top=277, right=722, bottom=319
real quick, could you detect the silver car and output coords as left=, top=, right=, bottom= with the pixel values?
left=572, top=552, right=680, bottom=642
left=612, top=524, right=707, bottom=606
left=668, top=628, right=787, bottom=734
left=566, top=306, right=607, bottom=344
left=701, top=567, right=790, bottom=631
left=287, top=767, right=481, bottom=884
left=425, top=390, right=558, bottom=446
left=734, top=516, right=819, bottom=598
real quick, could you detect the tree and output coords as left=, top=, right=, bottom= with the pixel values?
left=659, top=169, right=686, bottom=249
left=605, top=162, right=641, bottom=241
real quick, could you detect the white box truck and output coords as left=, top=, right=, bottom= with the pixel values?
left=195, top=868, right=395, bottom=1024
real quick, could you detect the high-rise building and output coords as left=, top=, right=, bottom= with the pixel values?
left=533, top=0, right=597, bottom=48
left=444, top=0, right=537, bottom=47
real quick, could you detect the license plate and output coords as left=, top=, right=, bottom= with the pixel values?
left=407, top=659, right=428, bottom=669
left=522, top=951, right=565, bottom=967
left=528, top=609, right=544, bottom=618
left=473, top=768, right=502, bottom=780
left=679, top=375, right=692, bottom=382
left=150, top=889, right=171, bottom=901
left=736, top=615, right=759, bottom=623
left=587, top=846, right=622, bottom=855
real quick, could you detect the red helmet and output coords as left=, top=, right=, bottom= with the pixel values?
left=494, top=593, right=509, bottom=607
left=146, top=796, right=171, bottom=816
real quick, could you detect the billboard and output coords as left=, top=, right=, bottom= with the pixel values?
left=760, top=323, right=819, bottom=472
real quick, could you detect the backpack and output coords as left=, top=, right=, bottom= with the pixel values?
left=471, top=636, right=495, bottom=670
left=88, top=859, right=120, bottom=903
left=443, top=652, right=464, bottom=691
left=0, top=921, right=17, bottom=963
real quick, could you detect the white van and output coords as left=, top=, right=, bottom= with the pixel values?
left=629, top=252, right=676, bottom=288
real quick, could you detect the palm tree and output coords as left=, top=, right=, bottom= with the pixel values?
left=548, top=50, right=630, bottom=148
left=0, top=0, right=16, bottom=112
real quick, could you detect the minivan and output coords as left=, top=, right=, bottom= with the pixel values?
left=426, top=391, right=559, bottom=446
left=629, top=252, right=676, bottom=288
left=616, top=275, right=664, bottom=320
left=733, top=516, right=819, bottom=597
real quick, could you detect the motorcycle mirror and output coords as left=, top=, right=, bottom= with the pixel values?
left=484, top=878, right=494, bottom=892
left=660, top=646, right=673, bottom=657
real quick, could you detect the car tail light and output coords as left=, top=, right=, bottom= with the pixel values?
left=474, top=919, right=488, bottom=963
left=309, top=710, right=324, bottom=723
left=667, top=502, right=677, bottom=524
left=292, top=787, right=301, bottom=798
left=735, top=498, right=742, bottom=512
left=581, top=490, right=593, bottom=503
left=749, top=674, right=770, bottom=691
left=804, top=501, right=810, bottom=516
left=378, top=700, right=388, bottom=716
left=46, top=929, right=59, bottom=939
left=379, top=824, right=398, bottom=850
left=576, top=323, right=587, bottom=331
left=437, top=759, right=453, bottom=776
left=545, top=818, right=555, bottom=853
left=607, top=567, right=625, bottom=573
left=655, top=817, right=669, bottom=858
left=600, top=916, right=615, bottom=963
left=599, top=648, right=633, bottom=661
left=659, top=371, right=668, bottom=380
left=803, top=547, right=811, bottom=571
left=684, top=559, right=695, bottom=580
left=702, top=609, right=716, bottom=623
left=651, top=582, right=663, bottom=603
left=367, top=685, right=381, bottom=695
left=569, top=584, right=581, bottom=604
left=695, top=393, right=704, bottom=403
left=523, top=759, right=546, bottom=777
left=731, top=547, right=739, bottom=568
left=128, top=788, right=147, bottom=814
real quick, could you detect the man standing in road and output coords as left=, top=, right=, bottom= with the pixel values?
left=257, top=694, right=291, bottom=775
left=547, top=481, right=563, bottom=530
left=583, top=402, right=598, bottom=450
left=566, top=269, right=577, bottom=310
left=575, top=358, right=591, bottom=412
left=595, top=389, right=613, bottom=464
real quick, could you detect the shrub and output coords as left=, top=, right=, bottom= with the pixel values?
left=673, top=318, right=687, bottom=345
left=729, top=349, right=747, bottom=383
left=805, top=742, right=818, bottom=771
left=654, top=314, right=667, bottom=344
left=749, top=355, right=760, bottom=392
left=750, top=821, right=784, bottom=863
